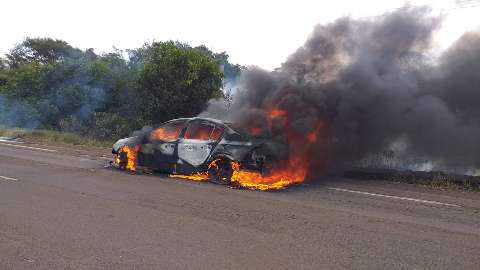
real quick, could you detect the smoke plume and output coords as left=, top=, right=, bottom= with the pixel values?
left=200, top=6, right=480, bottom=173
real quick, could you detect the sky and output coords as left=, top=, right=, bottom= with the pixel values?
left=1, top=0, right=479, bottom=70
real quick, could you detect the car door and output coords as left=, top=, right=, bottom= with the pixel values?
left=139, top=120, right=187, bottom=172
left=176, top=120, right=224, bottom=173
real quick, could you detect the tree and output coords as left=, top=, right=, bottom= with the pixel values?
left=6, top=38, right=79, bottom=67
left=137, top=41, right=223, bottom=125
left=0, top=58, right=7, bottom=87
left=1, top=38, right=238, bottom=139
left=194, top=45, right=243, bottom=83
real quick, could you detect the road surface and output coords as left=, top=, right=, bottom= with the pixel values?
left=0, top=140, right=479, bottom=269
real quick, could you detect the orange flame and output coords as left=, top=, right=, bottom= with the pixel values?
left=117, top=145, right=138, bottom=171
left=231, top=158, right=307, bottom=190
left=115, top=107, right=321, bottom=191
left=269, top=109, right=288, bottom=119
left=268, top=109, right=288, bottom=126
left=236, top=108, right=319, bottom=190
left=169, top=172, right=209, bottom=181
left=151, top=127, right=181, bottom=141
left=168, top=158, right=307, bottom=190
left=168, top=160, right=219, bottom=182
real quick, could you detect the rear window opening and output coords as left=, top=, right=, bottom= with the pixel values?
left=184, top=122, right=224, bottom=141
left=184, top=123, right=214, bottom=140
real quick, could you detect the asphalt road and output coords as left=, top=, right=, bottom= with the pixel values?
left=1, top=141, right=479, bottom=269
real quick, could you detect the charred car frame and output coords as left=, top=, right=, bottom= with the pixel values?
left=112, top=117, right=276, bottom=184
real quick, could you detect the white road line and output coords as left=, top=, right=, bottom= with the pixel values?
left=328, top=187, right=462, bottom=208
left=0, top=142, right=57, bottom=152
left=0, top=139, right=20, bottom=143
left=0, top=175, right=18, bottom=181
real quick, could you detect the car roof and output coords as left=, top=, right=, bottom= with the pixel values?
left=165, top=117, right=227, bottom=126
left=157, top=117, right=255, bottom=140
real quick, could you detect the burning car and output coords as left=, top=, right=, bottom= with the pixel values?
left=111, top=117, right=305, bottom=190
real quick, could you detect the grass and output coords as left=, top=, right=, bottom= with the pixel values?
left=0, top=127, right=114, bottom=148
left=345, top=169, right=480, bottom=191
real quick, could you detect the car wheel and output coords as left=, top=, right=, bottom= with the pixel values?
left=251, top=146, right=277, bottom=174
left=208, top=159, right=233, bottom=185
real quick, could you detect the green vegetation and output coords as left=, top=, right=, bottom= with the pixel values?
left=137, top=42, right=224, bottom=124
left=0, top=127, right=113, bottom=148
left=0, top=38, right=242, bottom=140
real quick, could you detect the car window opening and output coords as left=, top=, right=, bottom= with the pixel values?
left=184, top=122, right=224, bottom=141
left=151, top=121, right=186, bottom=141
left=211, top=126, right=224, bottom=141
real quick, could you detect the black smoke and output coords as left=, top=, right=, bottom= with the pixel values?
left=200, top=6, right=480, bottom=173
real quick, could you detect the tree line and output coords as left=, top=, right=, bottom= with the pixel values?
left=0, top=38, right=242, bottom=139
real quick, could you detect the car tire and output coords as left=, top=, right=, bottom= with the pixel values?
left=250, top=146, right=277, bottom=174
left=208, top=158, right=233, bottom=185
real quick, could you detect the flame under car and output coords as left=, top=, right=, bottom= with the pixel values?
left=112, top=117, right=283, bottom=187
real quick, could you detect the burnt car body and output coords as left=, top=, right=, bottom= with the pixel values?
left=112, top=117, right=275, bottom=183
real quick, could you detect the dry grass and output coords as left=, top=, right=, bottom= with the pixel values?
left=346, top=169, right=480, bottom=191
left=0, top=127, right=113, bottom=148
